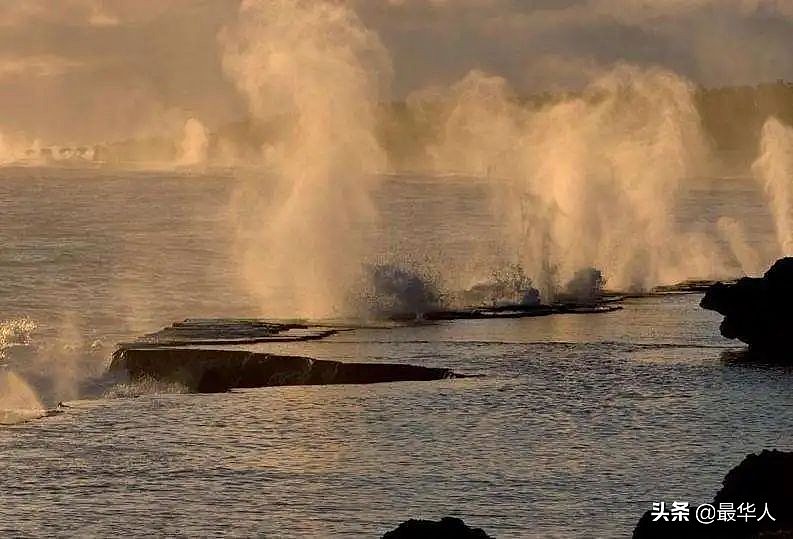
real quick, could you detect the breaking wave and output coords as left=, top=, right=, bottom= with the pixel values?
left=103, top=376, right=190, bottom=399
left=0, top=318, right=37, bottom=361
left=357, top=262, right=444, bottom=319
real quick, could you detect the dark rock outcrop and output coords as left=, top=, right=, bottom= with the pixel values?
left=111, top=319, right=461, bottom=392
left=382, top=517, right=493, bottom=539
left=633, top=450, right=793, bottom=538
left=701, top=257, right=793, bottom=353
left=110, top=347, right=456, bottom=393
left=653, top=279, right=728, bottom=294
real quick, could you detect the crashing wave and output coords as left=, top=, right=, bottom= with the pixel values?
left=0, top=318, right=37, bottom=361
left=359, top=263, right=444, bottom=320
left=458, top=264, right=540, bottom=307
left=103, top=376, right=190, bottom=399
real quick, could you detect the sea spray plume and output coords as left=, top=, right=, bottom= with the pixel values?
left=0, top=132, right=13, bottom=164
left=753, top=117, right=793, bottom=257
left=0, top=131, right=35, bottom=165
left=0, top=319, right=46, bottom=424
left=220, top=0, right=392, bottom=319
left=716, top=216, right=763, bottom=276
left=560, top=267, right=604, bottom=304
left=525, top=66, right=713, bottom=290
left=1, top=315, right=108, bottom=407
left=360, top=263, right=443, bottom=320
left=36, top=312, right=105, bottom=402
left=0, top=318, right=37, bottom=361
left=103, top=376, right=189, bottom=399
left=426, top=71, right=522, bottom=179
left=422, top=65, right=721, bottom=294
left=461, top=263, right=539, bottom=308
left=0, top=370, right=45, bottom=424
left=177, top=118, right=209, bottom=166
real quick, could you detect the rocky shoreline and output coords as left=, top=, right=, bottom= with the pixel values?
left=701, top=257, right=793, bottom=355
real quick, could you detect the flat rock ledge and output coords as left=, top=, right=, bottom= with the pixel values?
left=110, top=347, right=457, bottom=393
left=117, top=318, right=341, bottom=347
left=633, top=449, right=793, bottom=538
left=407, top=279, right=722, bottom=322
left=382, top=517, right=493, bottom=538
left=417, top=302, right=621, bottom=322
left=111, top=319, right=459, bottom=393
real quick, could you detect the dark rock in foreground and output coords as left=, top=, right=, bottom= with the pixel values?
left=701, top=257, right=793, bottom=353
left=633, top=450, right=793, bottom=538
left=111, top=347, right=456, bottom=393
left=382, top=517, right=493, bottom=538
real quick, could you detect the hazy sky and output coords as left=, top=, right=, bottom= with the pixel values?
left=1, top=0, right=792, bottom=143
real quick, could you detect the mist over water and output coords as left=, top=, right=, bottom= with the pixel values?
left=1, top=3, right=793, bottom=537
left=716, top=216, right=764, bottom=276
left=209, top=1, right=793, bottom=315
left=0, top=2, right=788, bottom=317
left=0, top=1, right=789, bottom=398
left=0, top=318, right=44, bottom=423
left=0, top=371, right=44, bottom=424
left=753, top=117, right=793, bottom=257
left=177, top=118, right=209, bottom=167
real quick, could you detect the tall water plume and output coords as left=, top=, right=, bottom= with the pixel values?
left=422, top=65, right=723, bottom=294
left=716, top=216, right=763, bottom=276
left=752, top=117, right=793, bottom=257
left=177, top=118, right=209, bottom=166
left=0, top=319, right=44, bottom=423
left=220, top=0, right=391, bottom=318
left=0, top=131, right=33, bottom=165
left=0, top=371, right=44, bottom=424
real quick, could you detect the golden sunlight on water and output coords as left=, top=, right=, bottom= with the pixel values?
left=1, top=1, right=793, bottom=537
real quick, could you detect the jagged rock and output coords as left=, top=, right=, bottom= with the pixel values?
left=110, top=347, right=457, bottom=393
left=701, top=257, right=793, bottom=353
left=382, top=517, right=493, bottom=538
left=633, top=450, right=793, bottom=538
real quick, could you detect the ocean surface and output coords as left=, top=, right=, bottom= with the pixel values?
left=0, top=167, right=791, bottom=538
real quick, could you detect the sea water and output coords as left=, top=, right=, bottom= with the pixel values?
left=0, top=168, right=790, bottom=537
